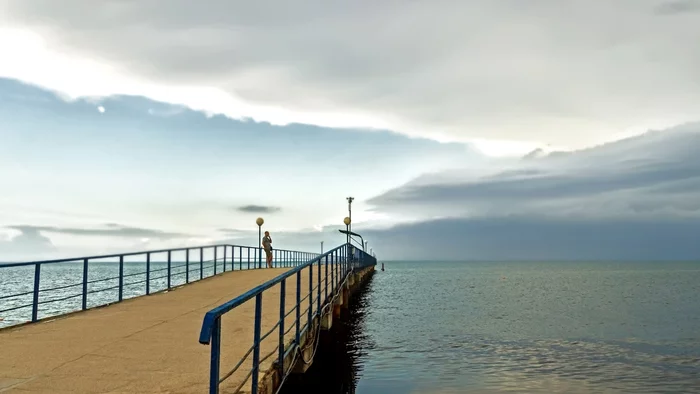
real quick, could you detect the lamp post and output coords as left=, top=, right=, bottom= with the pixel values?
left=321, top=241, right=324, bottom=254
left=343, top=217, right=351, bottom=241
left=256, top=217, right=264, bottom=269
left=364, top=241, right=368, bottom=251
left=346, top=197, right=354, bottom=236
left=343, top=217, right=351, bottom=257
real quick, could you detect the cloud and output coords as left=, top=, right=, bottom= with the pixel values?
left=355, top=122, right=700, bottom=259
left=368, top=123, right=700, bottom=221
left=0, top=226, right=56, bottom=262
left=655, top=0, right=700, bottom=15
left=4, top=224, right=191, bottom=240
left=236, top=205, right=281, bottom=214
left=363, top=216, right=700, bottom=261
left=1, top=1, right=699, bottom=149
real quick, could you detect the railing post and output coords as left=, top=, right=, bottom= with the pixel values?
left=295, top=271, right=301, bottom=346
left=119, top=256, right=124, bottom=302
left=167, top=250, right=172, bottom=290
left=200, top=247, right=204, bottom=279
left=82, top=258, right=88, bottom=310
left=239, top=247, right=243, bottom=270
left=317, top=258, right=321, bottom=315
left=324, top=255, right=329, bottom=302
left=185, top=249, right=190, bottom=283
left=252, top=293, right=263, bottom=394
left=331, top=252, right=335, bottom=293
left=308, top=264, right=313, bottom=325
left=248, top=248, right=251, bottom=270
left=214, top=246, right=218, bottom=275
left=278, top=278, right=286, bottom=375
left=146, top=252, right=151, bottom=295
left=223, top=246, right=227, bottom=273
left=31, top=263, right=41, bottom=322
left=209, top=317, right=221, bottom=394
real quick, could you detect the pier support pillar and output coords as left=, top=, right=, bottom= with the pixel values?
left=320, top=309, right=333, bottom=330
left=342, top=280, right=350, bottom=307
left=291, top=319, right=317, bottom=374
left=333, top=287, right=344, bottom=319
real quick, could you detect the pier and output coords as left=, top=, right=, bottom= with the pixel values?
left=0, top=243, right=376, bottom=393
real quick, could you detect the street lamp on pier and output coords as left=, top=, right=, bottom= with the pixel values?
left=256, top=217, right=264, bottom=268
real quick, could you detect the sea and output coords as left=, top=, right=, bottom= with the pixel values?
left=2, top=260, right=699, bottom=393
left=282, top=261, right=700, bottom=394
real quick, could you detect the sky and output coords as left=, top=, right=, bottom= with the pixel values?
left=1, top=0, right=699, bottom=261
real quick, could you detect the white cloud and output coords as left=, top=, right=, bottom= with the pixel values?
left=1, top=1, right=699, bottom=149
left=97, top=105, right=105, bottom=113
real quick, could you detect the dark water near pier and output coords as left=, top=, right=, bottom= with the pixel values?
left=283, top=261, right=700, bottom=394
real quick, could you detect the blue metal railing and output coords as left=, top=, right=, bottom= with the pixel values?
left=0, top=244, right=319, bottom=328
left=198, top=243, right=377, bottom=394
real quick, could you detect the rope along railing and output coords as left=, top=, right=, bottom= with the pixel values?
left=198, top=243, right=377, bottom=394
left=0, top=244, right=320, bottom=328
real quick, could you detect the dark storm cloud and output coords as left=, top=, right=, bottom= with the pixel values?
left=5, top=224, right=190, bottom=239
left=236, top=205, right=282, bottom=214
left=363, top=216, right=700, bottom=261
left=353, top=123, right=700, bottom=259
left=655, top=0, right=700, bottom=15
left=368, top=123, right=700, bottom=220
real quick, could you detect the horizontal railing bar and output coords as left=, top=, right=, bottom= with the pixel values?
left=258, top=346, right=278, bottom=365
left=259, top=321, right=279, bottom=344
left=123, top=278, right=149, bottom=287
left=0, top=289, right=34, bottom=300
left=38, top=292, right=82, bottom=305
left=220, top=343, right=256, bottom=383
left=284, top=322, right=296, bottom=336
left=147, top=272, right=172, bottom=282
left=39, top=281, right=82, bottom=292
left=0, top=302, right=33, bottom=313
left=228, top=368, right=254, bottom=394
left=1, top=244, right=307, bottom=267
left=284, top=304, right=298, bottom=319
left=86, top=283, right=121, bottom=295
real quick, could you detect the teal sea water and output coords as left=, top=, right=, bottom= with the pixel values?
left=284, top=261, right=700, bottom=393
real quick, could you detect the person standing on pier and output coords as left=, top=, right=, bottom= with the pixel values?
left=262, top=231, right=273, bottom=268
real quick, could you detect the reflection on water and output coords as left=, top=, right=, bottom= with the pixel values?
left=284, top=262, right=700, bottom=393
left=281, top=275, right=376, bottom=394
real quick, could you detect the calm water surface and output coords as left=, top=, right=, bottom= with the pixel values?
left=286, top=261, right=700, bottom=394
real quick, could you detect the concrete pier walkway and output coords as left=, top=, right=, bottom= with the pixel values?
left=0, top=266, right=327, bottom=393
